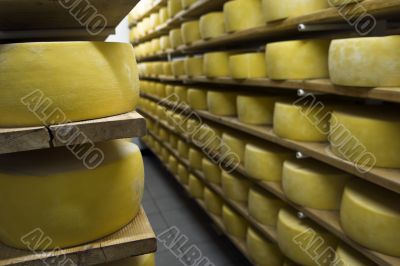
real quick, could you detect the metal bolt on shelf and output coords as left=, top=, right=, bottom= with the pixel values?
left=297, top=212, right=307, bottom=219
left=296, top=151, right=309, bottom=159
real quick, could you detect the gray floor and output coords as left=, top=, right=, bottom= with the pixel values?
left=142, top=151, right=252, bottom=266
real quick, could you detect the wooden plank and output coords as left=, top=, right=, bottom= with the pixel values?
left=0, top=208, right=157, bottom=266
left=0, top=126, right=50, bottom=155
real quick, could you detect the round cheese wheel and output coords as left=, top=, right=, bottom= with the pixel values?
left=282, top=159, right=350, bottom=210
left=329, top=36, right=400, bottom=87
left=163, top=62, right=173, bottom=76
left=262, top=0, right=329, bottom=22
left=247, top=227, right=284, bottom=266
left=207, top=91, right=237, bottom=116
left=101, top=253, right=155, bottom=266
left=0, top=42, right=139, bottom=127
left=159, top=127, right=169, bottom=141
left=244, top=142, right=293, bottom=181
left=174, top=85, right=188, bottom=103
left=177, top=164, right=189, bottom=185
left=169, top=134, right=178, bottom=149
left=329, top=107, right=400, bottom=168
left=221, top=171, right=250, bottom=202
left=184, top=56, right=204, bottom=77
left=188, top=174, right=204, bottom=199
left=277, top=208, right=338, bottom=266
left=169, top=29, right=183, bottom=48
left=0, top=140, right=144, bottom=250
left=149, top=13, right=160, bottom=31
left=187, top=89, right=208, bottom=110
left=237, top=95, right=282, bottom=125
left=202, top=158, right=221, bottom=184
left=248, top=188, right=285, bottom=226
left=222, top=132, right=246, bottom=163
left=165, top=84, right=175, bottom=96
left=159, top=7, right=169, bottom=24
left=181, top=0, right=196, bottom=9
left=181, top=20, right=201, bottom=45
left=222, top=205, right=248, bottom=239
left=199, top=12, right=225, bottom=40
left=203, top=52, right=230, bottom=77
left=160, top=35, right=171, bottom=51
left=188, top=148, right=203, bottom=171
left=168, top=155, right=178, bottom=174
left=266, top=40, right=330, bottom=80
left=204, top=188, right=223, bottom=216
left=161, top=147, right=169, bottom=163
left=334, top=245, right=375, bottom=266
left=177, top=140, right=189, bottom=158
left=229, top=52, right=268, bottom=79
left=172, top=59, right=185, bottom=77
left=223, top=0, right=264, bottom=33
left=340, top=179, right=400, bottom=256
left=167, top=0, right=182, bottom=18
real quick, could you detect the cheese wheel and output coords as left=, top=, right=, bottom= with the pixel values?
left=277, top=208, right=338, bottom=266
left=248, top=188, right=285, bottom=226
left=161, top=147, right=169, bottom=163
left=237, top=95, right=282, bottom=125
left=199, top=12, right=225, bottom=40
left=159, top=7, right=169, bottom=24
left=149, top=13, right=160, bottom=31
left=163, top=62, right=173, bottom=76
left=223, top=0, right=264, bottom=33
left=329, top=36, right=400, bottom=87
left=221, top=171, right=250, bottom=202
left=187, top=89, right=207, bottom=110
left=273, top=101, right=332, bottom=142
left=101, top=253, right=155, bottom=266
left=177, top=164, right=189, bottom=185
left=168, top=155, right=178, bottom=174
left=169, top=29, right=183, bottom=48
left=244, top=142, right=293, bottom=181
left=184, top=56, right=204, bottom=77
left=174, top=85, right=188, bottom=103
left=181, top=20, right=201, bottom=45
left=172, top=59, right=185, bottom=77
left=160, top=35, right=171, bottom=51
left=204, top=188, right=223, bottom=216
left=262, top=0, right=329, bottom=22
left=165, top=84, right=175, bottom=96
left=0, top=42, right=139, bottom=127
left=202, top=158, right=221, bottom=184
left=222, top=132, right=246, bottom=163
left=222, top=206, right=248, bottom=239
left=181, top=0, right=196, bottom=9
left=282, top=159, right=350, bottom=210
left=247, top=228, right=284, bottom=266
left=266, top=40, right=330, bottom=80
left=340, top=179, right=400, bottom=256
left=229, top=53, right=268, bottom=79
left=159, top=127, right=169, bottom=141
left=334, top=245, right=375, bottom=266
left=177, top=140, right=189, bottom=158
left=188, top=174, right=204, bottom=199
left=167, top=0, right=182, bottom=18
left=0, top=140, right=144, bottom=250
left=329, top=107, right=400, bottom=168
left=207, top=91, right=237, bottom=116
left=154, top=62, right=164, bottom=77
left=188, top=148, right=203, bottom=170
left=203, top=52, right=230, bottom=78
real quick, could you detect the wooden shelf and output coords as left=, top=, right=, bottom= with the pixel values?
left=0, top=208, right=157, bottom=266
left=0, top=111, right=147, bottom=155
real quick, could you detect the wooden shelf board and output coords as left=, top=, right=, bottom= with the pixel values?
left=0, top=208, right=157, bottom=266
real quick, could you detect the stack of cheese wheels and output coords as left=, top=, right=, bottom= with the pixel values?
left=0, top=42, right=139, bottom=127
left=237, top=94, right=283, bottom=125
left=266, top=40, right=330, bottom=80
left=188, top=148, right=203, bottom=170
left=184, top=56, right=204, bottom=77
left=273, top=101, right=333, bottom=142
left=222, top=131, right=246, bottom=163
left=262, top=0, right=329, bottom=22
left=248, top=188, right=286, bottom=226
left=282, top=159, right=350, bottom=210
left=0, top=140, right=144, bottom=250
left=163, top=62, right=173, bottom=76
left=181, top=20, right=201, bottom=45
left=222, top=205, right=248, bottom=239
left=223, top=0, right=264, bottom=33
left=174, top=85, right=188, bottom=103
left=329, top=106, right=400, bottom=169
left=188, top=174, right=204, bottom=199
left=181, top=0, right=196, bottom=9
left=167, top=0, right=182, bottom=17
left=229, top=52, right=268, bottom=79
left=187, top=88, right=208, bottom=110
left=177, top=164, right=189, bottom=185
left=169, top=29, right=183, bottom=48
left=329, top=36, right=400, bottom=87
left=334, top=245, right=375, bottom=266
left=203, top=52, right=230, bottom=77
left=202, top=158, right=221, bottom=184
left=168, top=156, right=178, bottom=174
left=177, top=140, right=189, bottom=158
left=207, top=91, right=237, bottom=116
left=204, top=188, right=223, bottom=216
left=160, top=35, right=171, bottom=51
left=340, top=179, right=400, bottom=256
left=221, top=171, right=250, bottom=202
left=247, top=228, right=284, bottom=266
left=244, top=142, right=293, bottom=181
left=199, top=12, right=225, bottom=40
left=171, top=59, right=185, bottom=77
left=101, top=253, right=155, bottom=266
left=159, top=7, right=169, bottom=24
left=277, top=208, right=338, bottom=266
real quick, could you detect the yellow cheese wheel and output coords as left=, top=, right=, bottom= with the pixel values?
left=340, top=179, right=400, bottom=256
left=168, top=155, right=178, bottom=174
left=101, top=253, right=155, bottom=266
left=174, top=85, right=188, bottom=103
left=330, top=107, right=400, bottom=169
left=187, top=89, right=207, bottom=110
left=161, top=147, right=169, bottom=163
left=277, top=208, right=338, bottom=266
left=188, top=174, right=204, bottom=199
left=334, top=245, right=374, bottom=266
left=165, top=84, right=175, bottom=96
left=199, top=12, right=225, bottom=40
left=188, top=148, right=203, bottom=170
left=223, top=0, right=264, bottom=33
left=181, top=0, right=196, bottom=9
left=329, top=36, right=400, bottom=87
left=204, top=188, right=223, bottom=216
left=177, top=140, right=189, bottom=158
left=149, top=13, right=160, bottom=31
left=163, top=62, right=173, bottom=76
left=184, top=56, right=204, bottom=77
left=273, top=101, right=332, bottom=142
left=159, top=128, right=169, bottom=142
left=160, top=35, right=171, bottom=51
left=229, top=53, right=268, bottom=79
left=203, top=52, right=230, bottom=78
left=169, top=29, right=183, bottom=48
left=221, top=171, right=250, bottom=202
left=181, top=20, right=201, bottom=45
left=247, top=227, right=284, bottom=266
left=222, top=205, right=248, bottom=239
left=0, top=42, right=139, bottom=127
left=244, top=142, right=293, bottom=181
left=266, top=40, right=330, bottom=80
left=202, top=158, right=221, bottom=184
left=177, top=164, right=189, bottom=185
left=207, top=91, right=237, bottom=116
left=167, top=0, right=182, bottom=18
left=172, top=59, right=185, bottom=77
left=169, top=134, right=178, bottom=149
left=237, top=95, right=282, bottom=125
left=282, top=159, right=350, bottom=210
left=248, top=188, right=285, bottom=226
left=222, top=132, right=246, bottom=163
left=262, top=0, right=329, bottom=22
left=0, top=140, right=144, bottom=250
left=159, top=7, right=169, bottom=24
